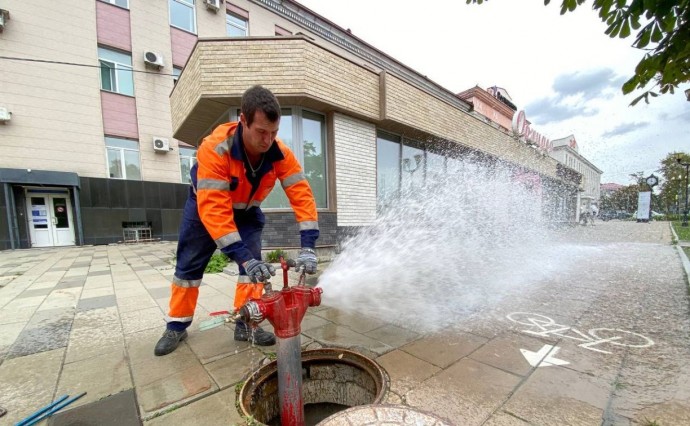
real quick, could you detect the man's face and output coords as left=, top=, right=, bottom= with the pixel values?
left=240, top=110, right=280, bottom=156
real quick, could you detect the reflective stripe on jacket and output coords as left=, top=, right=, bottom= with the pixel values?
left=194, top=122, right=319, bottom=251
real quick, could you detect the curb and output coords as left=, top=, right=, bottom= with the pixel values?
left=670, top=223, right=690, bottom=283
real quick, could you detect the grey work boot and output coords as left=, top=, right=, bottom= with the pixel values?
left=154, top=329, right=188, bottom=356
left=234, top=320, right=276, bottom=346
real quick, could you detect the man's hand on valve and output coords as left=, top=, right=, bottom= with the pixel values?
left=243, top=259, right=276, bottom=283
left=296, top=248, right=317, bottom=274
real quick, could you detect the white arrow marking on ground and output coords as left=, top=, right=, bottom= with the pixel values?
left=520, top=344, right=570, bottom=367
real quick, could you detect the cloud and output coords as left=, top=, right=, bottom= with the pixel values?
left=524, top=68, right=627, bottom=124
left=552, top=68, right=626, bottom=100
left=524, top=97, right=598, bottom=124
left=601, top=122, right=650, bottom=138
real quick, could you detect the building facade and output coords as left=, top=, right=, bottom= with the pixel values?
left=550, top=135, right=602, bottom=220
left=0, top=0, right=578, bottom=250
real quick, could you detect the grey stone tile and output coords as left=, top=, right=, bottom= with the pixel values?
left=303, top=323, right=393, bottom=356
left=18, top=288, right=54, bottom=298
left=55, top=280, right=85, bottom=290
left=71, top=262, right=92, bottom=268
left=365, top=324, right=420, bottom=349
left=503, top=366, right=610, bottom=425
left=48, top=389, right=140, bottom=426
left=87, top=270, right=112, bottom=277
left=143, top=387, right=243, bottom=426
left=77, top=295, right=117, bottom=312
left=0, top=348, right=65, bottom=425
left=146, top=287, right=170, bottom=300
left=7, top=308, right=75, bottom=358
left=406, top=358, right=522, bottom=425
left=401, top=331, right=488, bottom=369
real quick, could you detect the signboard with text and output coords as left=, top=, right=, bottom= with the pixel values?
left=637, top=192, right=651, bottom=220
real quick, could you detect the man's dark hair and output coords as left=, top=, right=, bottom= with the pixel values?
left=241, top=85, right=281, bottom=126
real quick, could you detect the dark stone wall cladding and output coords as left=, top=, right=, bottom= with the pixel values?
left=79, top=177, right=188, bottom=246
left=262, top=211, right=337, bottom=248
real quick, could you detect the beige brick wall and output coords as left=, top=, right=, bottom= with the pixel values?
left=171, top=39, right=380, bottom=132
left=333, top=113, right=377, bottom=226
left=384, top=74, right=559, bottom=178
left=130, top=1, right=182, bottom=183
left=0, top=0, right=106, bottom=177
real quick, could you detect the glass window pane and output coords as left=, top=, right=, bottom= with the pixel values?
left=226, top=13, right=246, bottom=27
left=426, top=151, right=445, bottom=184
left=105, top=137, right=138, bottom=150
left=401, top=144, right=424, bottom=191
left=100, top=61, right=115, bottom=91
left=263, top=110, right=293, bottom=209
left=116, top=66, right=134, bottom=96
left=227, top=24, right=247, bottom=37
left=124, top=150, right=141, bottom=180
left=376, top=133, right=400, bottom=208
left=98, top=47, right=132, bottom=66
left=107, top=148, right=123, bottom=178
left=115, top=0, right=129, bottom=8
left=170, top=0, right=195, bottom=33
left=302, top=111, right=327, bottom=208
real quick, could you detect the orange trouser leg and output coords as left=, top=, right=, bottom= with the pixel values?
left=233, top=275, right=264, bottom=311
left=168, top=282, right=200, bottom=323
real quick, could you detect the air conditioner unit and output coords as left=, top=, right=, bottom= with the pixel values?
left=0, top=9, right=10, bottom=32
left=0, top=107, right=11, bottom=123
left=204, top=0, right=221, bottom=12
left=153, top=137, right=170, bottom=153
left=144, top=51, right=164, bottom=69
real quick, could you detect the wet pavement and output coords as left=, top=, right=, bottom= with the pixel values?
left=0, top=220, right=688, bottom=425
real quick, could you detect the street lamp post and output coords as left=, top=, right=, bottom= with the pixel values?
left=678, top=157, right=690, bottom=227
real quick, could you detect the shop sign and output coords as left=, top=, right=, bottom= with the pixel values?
left=512, top=110, right=553, bottom=152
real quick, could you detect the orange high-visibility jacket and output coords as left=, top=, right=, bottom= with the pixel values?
left=193, top=122, right=319, bottom=262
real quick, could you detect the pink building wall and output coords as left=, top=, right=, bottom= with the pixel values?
left=470, top=96, right=512, bottom=131
left=96, top=1, right=131, bottom=52
left=101, top=91, right=139, bottom=139
left=171, top=27, right=197, bottom=68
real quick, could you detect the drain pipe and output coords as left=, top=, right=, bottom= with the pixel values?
left=235, top=259, right=322, bottom=426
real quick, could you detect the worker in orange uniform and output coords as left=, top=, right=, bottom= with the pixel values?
left=155, top=86, right=319, bottom=356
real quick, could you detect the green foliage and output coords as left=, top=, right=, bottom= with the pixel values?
left=658, top=152, right=690, bottom=215
left=673, top=221, right=690, bottom=240
left=265, top=249, right=288, bottom=263
left=205, top=253, right=229, bottom=273
left=467, top=0, right=690, bottom=105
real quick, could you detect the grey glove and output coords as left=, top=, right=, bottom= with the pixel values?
left=243, top=259, right=276, bottom=283
left=296, top=248, right=317, bottom=274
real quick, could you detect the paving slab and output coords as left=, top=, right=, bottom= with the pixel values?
left=48, top=389, right=141, bottom=426
left=400, top=331, right=488, bottom=369
left=376, top=349, right=441, bottom=395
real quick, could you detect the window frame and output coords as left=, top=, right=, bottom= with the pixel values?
left=98, top=47, right=134, bottom=97
left=179, top=146, right=197, bottom=184
left=226, top=11, right=248, bottom=36
left=230, top=107, right=329, bottom=210
left=105, top=136, right=142, bottom=180
left=172, top=67, right=182, bottom=85
left=101, top=0, right=129, bottom=9
left=169, top=0, right=197, bottom=34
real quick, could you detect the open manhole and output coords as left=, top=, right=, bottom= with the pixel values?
left=239, top=348, right=389, bottom=425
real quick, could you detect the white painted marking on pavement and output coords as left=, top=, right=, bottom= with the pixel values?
left=520, top=344, right=570, bottom=367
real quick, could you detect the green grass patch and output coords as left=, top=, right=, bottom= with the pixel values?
left=264, top=249, right=288, bottom=263
left=684, top=247, right=690, bottom=259
left=672, top=221, right=690, bottom=241
left=205, top=253, right=229, bottom=273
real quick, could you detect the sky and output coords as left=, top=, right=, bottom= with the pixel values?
left=296, top=0, right=689, bottom=185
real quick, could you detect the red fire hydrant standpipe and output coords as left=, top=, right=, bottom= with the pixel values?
left=236, top=258, right=322, bottom=426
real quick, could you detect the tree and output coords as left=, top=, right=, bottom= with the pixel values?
left=658, top=151, right=690, bottom=214
left=467, top=0, right=690, bottom=105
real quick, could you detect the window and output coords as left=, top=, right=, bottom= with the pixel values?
left=401, top=142, right=424, bottom=191
left=99, top=47, right=134, bottom=96
left=261, top=108, right=328, bottom=209
left=169, top=0, right=196, bottom=34
left=105, top=137, right=141, bottom=180
left=172, top=67, right=182, bottom=85
left=376, top=131, right=401, bottom=210
left=226, top=12, right=248, bottom=36
left=102, top=0, right=129, bottom=8
left=179, top=146, right=197, bottom=184
left=275, top=25, right=291, bottom=36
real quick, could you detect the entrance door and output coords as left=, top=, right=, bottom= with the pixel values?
left=26, top=190, right=76, bottom=247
